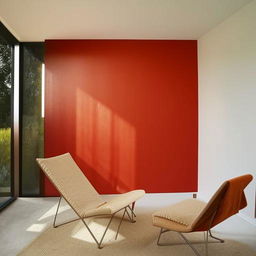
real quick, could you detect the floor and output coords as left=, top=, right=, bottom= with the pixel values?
left=0, top=194, right=255, bottom=256
left=0, top=196, right=11, bottom=204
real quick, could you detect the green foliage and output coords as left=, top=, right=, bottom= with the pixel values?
left=0, top=39, right=12, bottom=191
left=0, top=40, right=12, bottom=128
left=0, top=128, right=11, bottom=188
left=0, top=43, right=44, bottom=194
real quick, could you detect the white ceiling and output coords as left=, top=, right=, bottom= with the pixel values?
left=0, top=0, right=252, bottom=41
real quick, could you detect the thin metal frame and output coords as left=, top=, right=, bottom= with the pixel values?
left=157, top=228, right=224, bottom=256
left=156, top=209, right=224, bottom=256
left=0, top=22, right=19, bottom=211
left=52, top=196, right=137, bottom=249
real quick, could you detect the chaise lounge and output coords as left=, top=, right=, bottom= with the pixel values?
left=152, top=174, right=253, bottom=256
left=37, top=152, right=145, bottom=249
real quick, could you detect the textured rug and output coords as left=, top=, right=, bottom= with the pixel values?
left=18, top=207, right=256, bottom=256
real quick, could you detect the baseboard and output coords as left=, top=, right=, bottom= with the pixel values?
left=238, top=213, right=256, bottom=226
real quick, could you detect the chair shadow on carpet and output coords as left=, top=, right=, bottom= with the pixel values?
left=18, top=206, right=256, bottom=256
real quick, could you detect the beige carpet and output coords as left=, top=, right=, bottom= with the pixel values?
left=18, top=207, right=256, bottom=256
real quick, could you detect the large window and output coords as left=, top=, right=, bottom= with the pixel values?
left=0, top=23, right=18, bottom=209
left=0, top=23, right=43, bottom=204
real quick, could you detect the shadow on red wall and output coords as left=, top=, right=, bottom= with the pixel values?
left=44, top=40, right=198, bottom=196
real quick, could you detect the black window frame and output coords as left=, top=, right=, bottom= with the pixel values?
left=0, top=22, right=19, bottom=211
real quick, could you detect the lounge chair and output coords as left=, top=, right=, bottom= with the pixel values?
left=152, top=174, right=253, bottom=256
left=37, top=153, right=145, bottom=248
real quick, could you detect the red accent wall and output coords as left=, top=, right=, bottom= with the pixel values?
left=44, top=40, right=198, bottom=196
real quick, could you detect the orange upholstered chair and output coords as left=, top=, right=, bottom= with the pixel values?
left=152, top=174, right=253, bottom=256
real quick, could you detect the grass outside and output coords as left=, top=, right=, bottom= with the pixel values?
left=0, top=128, right=11, bottom=190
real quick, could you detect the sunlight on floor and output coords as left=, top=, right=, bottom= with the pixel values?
left=38, top=203, right=70, bottom=221
left=26, top=223, right=47, bottom=232
left=71, top=220, right=125, bottom=243
left=1, top=196, right=255, bottom=256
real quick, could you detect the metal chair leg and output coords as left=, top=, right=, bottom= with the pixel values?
left=205, top=231, right=209, bottom=256
left=157, top=228, right=163, bottom=245
left=209, top=230, right=224, bottom=243
left=115, top=208, right=127, bottom=240
left=98, top=214, right=115, bottom=248
left=53, top=197, right=62, bottom=228
left=52, top=199, right=137, bottom=249
left=128, top=204, right=136, bottom=218
left=179, top=233, right=201, bottom=256
left=156, top=229, right=224, bottom=256
left=81, top=214, right=115, bottom=249
left=53, top=197, right=80, bottom=228
left=125, top=207, right=136, bottom=223
left=53, top=197, right=116, bottom=249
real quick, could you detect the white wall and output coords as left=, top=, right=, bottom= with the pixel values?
left=198, top=0, right=256, bottom=224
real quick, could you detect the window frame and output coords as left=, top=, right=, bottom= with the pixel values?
left=0, top=22, right=19, bottom=211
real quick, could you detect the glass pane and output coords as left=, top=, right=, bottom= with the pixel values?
left=0, top=37, right=12, bottom=206
left=21, top=44, right=44, bottom=196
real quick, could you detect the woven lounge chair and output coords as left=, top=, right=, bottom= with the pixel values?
left=152, top=174, right=253, bottom=256
left=37, top=153, right=145, bottom=249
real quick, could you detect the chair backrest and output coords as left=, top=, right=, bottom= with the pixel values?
left=192, top=174, right=253, bottom=231
left=37, top=153, right=103, bottom=217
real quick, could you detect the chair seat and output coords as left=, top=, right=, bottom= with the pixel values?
left=152, top=199, right=207, bottom=233
left=82, top=189, right=145, bottom=217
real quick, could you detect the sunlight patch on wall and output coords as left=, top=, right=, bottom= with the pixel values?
left=75, top=89, right=136, bottom=193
